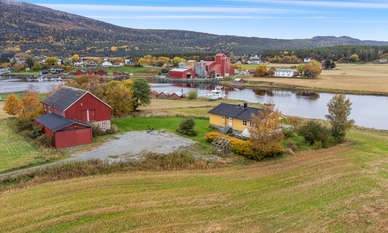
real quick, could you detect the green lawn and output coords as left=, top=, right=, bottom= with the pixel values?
left=1, top=127, right=388, bottom=232
left=0, top=120, right=47, bottom=173
left=113, top=116, right=215, bottom=144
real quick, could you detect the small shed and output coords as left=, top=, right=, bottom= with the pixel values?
left=87, top=69, right=96, bottom=75
left=150, top=90, right=159, bottom=98
left=34, top=113, right=92, bottom=149
left=75, top=70, right=86, bottom=76
left=158, top=91, right=170, bottom=99
left=113, top=71, right=121, bottom=76
left=170, top=91, right=183, bottom=99
left=96, top=70, right=107, bottom=76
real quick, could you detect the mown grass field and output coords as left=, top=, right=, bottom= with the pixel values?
left=0, top=120, right=58, bottom=173
left=241, top=63, right=388, bottom=94
left=1, top=127, right=388, bottom=232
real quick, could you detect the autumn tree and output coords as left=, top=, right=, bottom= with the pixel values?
left=349, top=54, right=359, bottom=63
left=45, top=57, right=58, bottom=66
left=130, top=78, right=151, bottom=111
left=71, top=54, right=80, bottom=62
left=171, top=56, right=186, bottom=67
left=33, top=62, right=43, bottom=71
left=3, top=93, right=20, bottom=116
left=18, top=91, right=43, bottom=120
left=66, top=75, right=102, bottom=97
left=249, top=104, right=285, bottom=160
left=102, top=80, right=134, bottom=116
left=325, top=94, right=355, bottom=143
left=254, top=64, right=267, bottom=77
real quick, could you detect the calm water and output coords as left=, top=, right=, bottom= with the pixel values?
left=1, top=78, right=387, bottom=130
left=0, top=78, right=62, bottom=93
left=150, top=83, right=388, bottom=130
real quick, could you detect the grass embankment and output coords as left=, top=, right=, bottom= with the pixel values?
left=239, top=63, right=388, bottom=95
left=1, top=127, right=387, bottom=232
left=0, top=120, right=62, bottom=174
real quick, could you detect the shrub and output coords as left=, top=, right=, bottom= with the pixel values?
left=30, top=125, right=44, bottom=138
left=204, top=132, right=222, bottom=142
left=92, top=124, right=105, bottom=137
left=187, top=89, right=198, bottom=100
left=177, top=118, right=198, bottom=136
left=298, top=120, right=332, bottom=147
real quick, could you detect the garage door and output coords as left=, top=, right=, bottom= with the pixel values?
left=55, top=128, right=92, bottom=149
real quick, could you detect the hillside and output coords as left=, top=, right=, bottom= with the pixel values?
left=1, top=127, right=388, bottom=232
left=1, top=0, right=388, bottom=57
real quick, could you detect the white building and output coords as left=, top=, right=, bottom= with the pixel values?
left=101, top=61, right=113, bottom=67
left=274, top=69, right=295, bottom=77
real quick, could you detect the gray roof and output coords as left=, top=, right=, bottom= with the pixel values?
left=42, top=86, right=110, bottom=111
left=207, top=103, right=260, bottom=121
left=35, top=113, right=90, bottom=132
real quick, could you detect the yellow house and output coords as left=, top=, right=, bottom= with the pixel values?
left=208, top=102, right=260, bottom=133
left=208, top=102, right=287, bottom=134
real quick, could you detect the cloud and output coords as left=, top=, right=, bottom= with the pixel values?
left=226, top=0, right=388, bottom=9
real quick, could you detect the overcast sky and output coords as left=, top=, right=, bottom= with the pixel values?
left=19, top=0, right=388, bottom=41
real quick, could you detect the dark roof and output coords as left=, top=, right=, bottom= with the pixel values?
left=35, top=113, right=90, bottom=132
left=207, top=103, right=260, bottom=121
left=43, top=86, right=87, bottom=111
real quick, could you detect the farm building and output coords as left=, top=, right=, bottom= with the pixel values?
left=168, top=68, right=195, bottom=79
left=34, top=113, right=92, bottom=149
left=36, top=86, right=112, bottom=148
left=96, top=70, right=107, bottom=76
left=86, top=69, right=96, bottom=75
left=158, top=91, right=171, bottom=98
left=150, top=90, right=159, bottom=98
left=75, top=70, right=86, bottom=76
left=170, top=91, right=183, bottom=99
left=274, top=69, right=295, bottom=77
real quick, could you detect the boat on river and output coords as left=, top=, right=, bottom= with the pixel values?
left=206, top=86, right=226, bottom=100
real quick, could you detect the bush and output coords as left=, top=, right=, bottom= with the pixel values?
left=177, top=118, right=197, bottom=136
left=298, top=120, right=332, bottom=148
left=30, top=125, right=44, bottom=138
left=205, top=132, right=253, bottom=157
left=187, top=89, right=198, bottom=100
left=92, top=124, right=105, bottom=137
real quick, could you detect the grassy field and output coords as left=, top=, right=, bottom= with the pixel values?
left=0, top=120, right=61, bottom=173
left=1, top=127, right=388, bottom=232
left=241, top=63, right=388, bottom=94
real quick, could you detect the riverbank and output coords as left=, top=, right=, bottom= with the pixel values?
left=236, top=63, right=388, bottom=96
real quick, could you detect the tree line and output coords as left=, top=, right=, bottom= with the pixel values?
left=261, top=45, right=388, bottom=63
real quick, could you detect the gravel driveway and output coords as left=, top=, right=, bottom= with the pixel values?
left=0, top=131, right=198, bottom=179
left=67, top=130, right=197, bottom=162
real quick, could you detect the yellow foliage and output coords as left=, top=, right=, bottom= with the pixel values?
left=204, top=132, right=253, bottom=156
left=3, top=93, right=20, bottom=116
left=18, top=92, right=43, bottom=120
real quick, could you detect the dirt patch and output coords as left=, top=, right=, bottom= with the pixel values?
left=68, top=131, right=203, bottom=162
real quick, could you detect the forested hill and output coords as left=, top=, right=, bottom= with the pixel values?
left=1, top=0, right=388, bottom=57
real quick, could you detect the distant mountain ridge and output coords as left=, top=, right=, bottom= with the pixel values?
left=1, top=0, right=388, bottom=57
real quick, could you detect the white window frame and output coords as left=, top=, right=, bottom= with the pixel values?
left=242, top=120, right=247, bottom=126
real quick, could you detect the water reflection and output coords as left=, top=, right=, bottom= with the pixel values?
left=295, top=91, right=320, bottom=100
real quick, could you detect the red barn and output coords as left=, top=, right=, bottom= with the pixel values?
left=35, top=86, right=111, bottom=148
left=168, top=68, right=195, bottom=79
left=34, top=113, right=92, bottom=149
left=87, top=69, right=96, bottom=75
left=205, top=54, right=235, bottom=78
left=75, top=69, right=86, bottom=76
left=96, top=69, right=107, bottom=76
left=113, top=71, right=121, bottom=76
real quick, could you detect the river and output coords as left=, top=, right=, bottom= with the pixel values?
left=150, top=83, right=388, bottom=130
left=1, top=78, right=387, bottom=130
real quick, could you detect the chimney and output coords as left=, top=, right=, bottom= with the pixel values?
left=244, top=103, right=248, bottom=109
